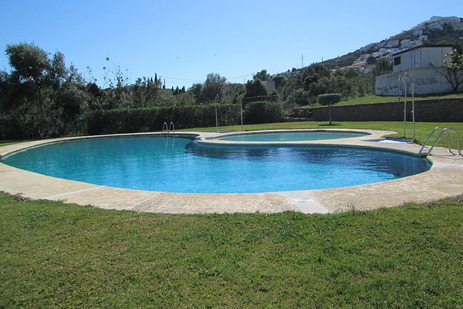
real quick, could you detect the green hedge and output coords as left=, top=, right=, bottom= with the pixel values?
left=87, top=102, right=286, bottom=135
left=87, top=104, right=242, bottom=134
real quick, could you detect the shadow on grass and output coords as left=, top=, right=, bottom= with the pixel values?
left=318, top=123, right=341, bottom=127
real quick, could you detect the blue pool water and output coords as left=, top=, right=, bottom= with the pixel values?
left=1, top=136, right=431, bottom=194
left=215, top=131, right=369, bottom=142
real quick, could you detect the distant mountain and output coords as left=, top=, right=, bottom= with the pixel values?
left=321, top=16, right=463, bottom=72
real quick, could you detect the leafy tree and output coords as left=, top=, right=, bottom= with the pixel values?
left=254, top=69, right=270, bottom=81
left=271, top=75, right=286, bottom=91
left=201, top=73, right=227, bottom=103
left=102, top=57, right=131, bottom=109
left=222, top=83, right=245, bottom=104
left=86, top=82, right=105, bottom=110
left=441, top=49, right=463, bottom=92
left=375, top=58, right=393, bottom=76
left=281, top=75, right=298, bottom=101
left=300, top=63, right=330, bottom=92
left=286, top=88, right=309, bottom=108
left=2, top=43, right=88, bottom=138
left=318, top=93, right=341, bottom=125
left=244, top=79, right=268, bottom=98
left=133, top=76, right=159, bottom=107
left=190, top=83, right=203, bottom=104
left=242, top=79, right=270, bottom=108
left=48, top=51, right=67, bottom=89
left=6, top=43, right=51, bottom=105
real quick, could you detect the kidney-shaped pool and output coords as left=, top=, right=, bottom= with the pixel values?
left=1, top=135, right=431, bottom=194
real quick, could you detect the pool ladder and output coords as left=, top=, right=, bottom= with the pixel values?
left=419, top=127, right=462, bottom=157
left=161, top=122, right=175, bottom=136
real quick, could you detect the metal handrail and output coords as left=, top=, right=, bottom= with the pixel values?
left=161, top=122, right=168, bottom=134
left=161, top=122, right=175, bottom=135
left=419, top=127, right=462, bottom=157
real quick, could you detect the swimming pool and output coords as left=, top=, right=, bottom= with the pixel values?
left=1, top=135, right=431, bottom=194
left=214, top=130, right=369, bottom=142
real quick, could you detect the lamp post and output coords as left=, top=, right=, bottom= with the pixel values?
left=240, top=97, right=244, bottom=131
left=411, top=81, right=415, bottom=141
left=399, top=73, right=407, bottom=139
left=215, top=94, right=219, bottom=132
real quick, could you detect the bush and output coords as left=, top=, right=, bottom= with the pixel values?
left=244, top=101, right=284, bottom=124
left=86, top=104, right=241, bottom=135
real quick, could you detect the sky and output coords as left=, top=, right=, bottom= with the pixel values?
left=0, top=0, right=461, bottom=89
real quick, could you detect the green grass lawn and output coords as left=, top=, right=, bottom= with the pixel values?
left=1, top=193, right=462, bottom=308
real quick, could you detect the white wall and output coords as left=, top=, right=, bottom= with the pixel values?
left=393, top=47, right=452, bottom=73
left=375, top=68, right=455, bottom=96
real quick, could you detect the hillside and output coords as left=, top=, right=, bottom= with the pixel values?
left=321, top=16, right=463, bottom=71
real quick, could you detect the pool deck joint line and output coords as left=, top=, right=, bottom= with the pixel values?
left=1, top=129, right=462, bottom=214
left=45, top=186, right=106, bottom=199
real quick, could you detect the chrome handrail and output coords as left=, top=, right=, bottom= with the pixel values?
left=161, top=122, right=175, bottom=135
left=169, top=122, right=175, bottom=133
left=419, top=127, right=462, bottom=157
left=161, top=122, right=168, bottom=134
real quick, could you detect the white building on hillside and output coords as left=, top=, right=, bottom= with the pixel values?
left=392, top=45, right=452, bottom=72
left=376, top=45, right=455, bottom=96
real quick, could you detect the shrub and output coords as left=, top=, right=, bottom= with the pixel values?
left=244, top=101, right=284, bottom=124
left=86, top=104, right=241, bottom=135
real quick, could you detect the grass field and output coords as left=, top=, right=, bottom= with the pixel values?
left=1, top=121, right=463, bottom=308
left=1, top=192, right=462, bottom=308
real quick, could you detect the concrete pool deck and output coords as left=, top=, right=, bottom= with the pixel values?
left=0, top=129, right=462, bottom=214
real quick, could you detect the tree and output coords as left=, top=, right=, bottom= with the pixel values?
left=133, top=76, right=159, bottom=107
left=441, top=49, right=463, bottom=92
left=254, top=69, right=270, bottom=81
left=271, top=75, right=286, bottom=91
left=6, top=43, right=51, bottom=105
left=300, top=63, right=330, bottom=92
left=201, top=73, right=227, bottom=103
left=6, top=43, right=50, bottom=84
left=286, top=89, right=309, bottom=107
left=318, top=93, right=341, bottom=125
left=190, top=83, right=203, bottom=104
left=2, top=43, right=88, bottom=138
left=375, top=58, right=393, bottom=76
left=86, top=82, right=105, bottom=110
left=244, top=79, right=268, bottom=98
left=221, top=83, right=244, bottom=104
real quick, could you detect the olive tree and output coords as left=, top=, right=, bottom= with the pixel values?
left=2, top=43, right=88, bottom=138
left=201, top=73, right=227, bottom=103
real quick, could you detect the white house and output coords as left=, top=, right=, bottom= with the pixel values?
left=376, top=45, right=455, bottom=96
